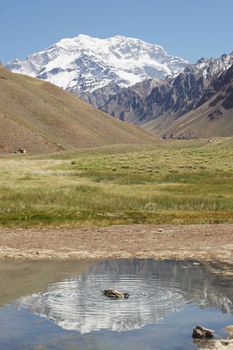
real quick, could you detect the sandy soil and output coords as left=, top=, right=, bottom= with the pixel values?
left=0, top=224, right=233, bottom=264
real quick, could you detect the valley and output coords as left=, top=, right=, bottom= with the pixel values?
left=1, top=3, right=233, bottom=350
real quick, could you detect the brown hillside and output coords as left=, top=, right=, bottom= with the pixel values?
left=154, top=102, right=233, bottom=139
left=0, top=66, right=156, bottom=153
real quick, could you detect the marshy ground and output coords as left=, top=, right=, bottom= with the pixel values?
left=0, top=138, right=233, bottom=228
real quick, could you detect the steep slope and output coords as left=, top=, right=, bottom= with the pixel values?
left=156, top=63, right=233, bottom=138
left=145, top=53, right=233, bottom=125
left=99, top=79, right=164, bottom=123
left=6, top=34, right=188, bottom=103
left=0, top=66, right=156, bottom=153
left=101, top=52, right=233, bottom=137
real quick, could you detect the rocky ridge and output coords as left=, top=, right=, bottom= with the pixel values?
left=100, top=52, right=233, bottom=137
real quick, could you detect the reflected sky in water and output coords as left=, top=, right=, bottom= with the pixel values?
left=1, top=259, right=233, bottom=350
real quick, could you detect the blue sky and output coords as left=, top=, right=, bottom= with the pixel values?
left=1, top=0, right=233, bottom=63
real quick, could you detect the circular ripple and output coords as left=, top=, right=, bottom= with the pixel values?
left=17, top=261, right=195, bottom=333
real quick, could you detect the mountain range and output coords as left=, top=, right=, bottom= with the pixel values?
left=101, top=52, right=233, bottom=138
left=5, top=34, right=233, bottom=139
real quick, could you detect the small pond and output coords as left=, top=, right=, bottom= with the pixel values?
left=0, top=259, right=233, bottom=350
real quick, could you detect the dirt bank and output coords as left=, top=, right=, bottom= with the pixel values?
left=0, top=224, right=233, bottom=263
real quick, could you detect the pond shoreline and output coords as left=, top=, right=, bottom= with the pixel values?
left=0, top=224, right=233, bottom=265
left=1, top=224, right=233, bottom=350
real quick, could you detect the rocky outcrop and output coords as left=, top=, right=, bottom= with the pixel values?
left=98, top=79, right=163, bottom=123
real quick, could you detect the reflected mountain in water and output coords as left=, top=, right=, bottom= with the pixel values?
left=15, top=260, right=233, bottom=334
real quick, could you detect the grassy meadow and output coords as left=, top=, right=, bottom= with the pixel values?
left=0, top=138, right=233, bottom=227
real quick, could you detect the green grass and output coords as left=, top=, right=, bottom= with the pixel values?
left=0, top=138, right=233, bottom=227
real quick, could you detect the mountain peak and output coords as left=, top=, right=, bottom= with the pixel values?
left=6, top=34, right=188, bottom=95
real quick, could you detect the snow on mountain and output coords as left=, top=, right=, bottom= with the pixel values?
left=6, top=34, right=188, bottom=95
left=194, top=53, right=233, bottom=78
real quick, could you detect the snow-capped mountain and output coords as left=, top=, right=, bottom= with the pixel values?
left=194, top=53, right=233, bottom=79
left=6, top=34, right=188, bottom=97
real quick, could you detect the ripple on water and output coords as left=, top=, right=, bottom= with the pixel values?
left=16, top=265, right=189, bottom=333
left=15, top=259, right=233, bottom=334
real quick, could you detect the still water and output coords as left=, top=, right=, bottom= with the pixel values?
left=0, top=259, right=233, bottom=350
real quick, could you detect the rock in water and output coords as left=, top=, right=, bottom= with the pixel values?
left=192, top=325, right=214, bottom=339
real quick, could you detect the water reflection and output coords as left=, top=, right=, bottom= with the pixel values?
left=14, top=260, right=233, bottom=334
left=0, top=260, right=93, bottom=307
